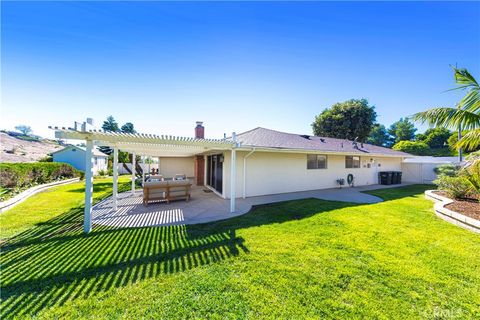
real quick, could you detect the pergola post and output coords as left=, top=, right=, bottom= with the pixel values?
left=112, top=147, right=118, bottom=211
left=142, top=155, right=146, bottom=186
left=84, top=139, right=94, bottom=233
left=131, top=152, right=136, bottom=195
left=230, top=132, right=237, bottom=213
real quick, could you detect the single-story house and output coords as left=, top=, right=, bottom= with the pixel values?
left=52, top=121, right=411, bottom=232
left=52, top=145, right=108, bottom=175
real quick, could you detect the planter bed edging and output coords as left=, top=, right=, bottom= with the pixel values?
left=425, top=190, right=480, bottom=234
left=0, top=178, right=80, bottom=213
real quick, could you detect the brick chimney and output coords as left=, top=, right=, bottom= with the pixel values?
left=195, top=121, right=204, bottom=139
left=194, top=121, right=205, bottom=186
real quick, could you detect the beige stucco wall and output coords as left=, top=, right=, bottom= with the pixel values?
left=159, top=156, right=194, bottom=178
left=222, top=151, right=402, bottom=198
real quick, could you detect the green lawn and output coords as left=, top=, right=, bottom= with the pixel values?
left=1, top=183, right=479, bottom=319
left=0, top=176, right=131, bottom=239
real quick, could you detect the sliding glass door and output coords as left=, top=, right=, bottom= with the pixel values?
left=207, top=154, right=223, bottom=194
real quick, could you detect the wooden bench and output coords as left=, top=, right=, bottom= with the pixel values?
left=143, top=180, right=192, bottom=206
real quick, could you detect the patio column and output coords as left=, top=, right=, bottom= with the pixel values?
left=131, top=152, right=136, bottom=195
left=84, top=139, right=94, bottom=233
left=230, top=132, right=237, bottom=213
left=112, top=147, right=118, bottom=211
left=141, top=155, right=145, bottom=186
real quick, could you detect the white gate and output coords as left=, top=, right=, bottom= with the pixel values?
left=401, top=162, right=440, bottom=184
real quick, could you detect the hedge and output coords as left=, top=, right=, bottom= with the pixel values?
left=392, top=140, right=430, bottom=155
left=0, top=163, right=81, bottom=190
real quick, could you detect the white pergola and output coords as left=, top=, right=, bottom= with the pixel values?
left=52, top=127, right=238, bottom=233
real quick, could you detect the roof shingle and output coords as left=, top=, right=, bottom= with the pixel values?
left=236, top=127, right=410, bottom=157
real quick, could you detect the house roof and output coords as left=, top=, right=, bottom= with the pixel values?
left=52, top=145, right=108, bottom=157
left=51, top=126, right=410, bottom=157
left=236, top=127, right=411, bottom=157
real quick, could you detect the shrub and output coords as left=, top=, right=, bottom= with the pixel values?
left=97, top=169, right=107, bottom=176
left=447, top=131, right=479, bottom=153
left=434, top=175, right=472, bottom=199
left=392, top=140, right=430, bottom=155
left=434, top=164, right=460, bottom=177
left=462, top=160, right=480, bottom=199
left=38, top=155, right=53, bottom=162
left=0, top=163, right=80, bottom=190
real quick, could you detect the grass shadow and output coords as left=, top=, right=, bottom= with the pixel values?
left=0, top=194, right=363, bottom=318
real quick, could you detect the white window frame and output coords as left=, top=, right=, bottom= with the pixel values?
left=307, top=154, right=327, bottom=170
left=345, top=156, right=360, bottom=169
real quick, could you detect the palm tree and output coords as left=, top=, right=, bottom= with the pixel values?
left=412, top=67, right=480, bottom=152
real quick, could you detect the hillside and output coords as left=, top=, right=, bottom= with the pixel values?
left=0, top=132, right=63, bottom=163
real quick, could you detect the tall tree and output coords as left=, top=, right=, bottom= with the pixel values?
left=99, top=116, right=119, bottom=155
left=312, top=99, right=377, bottom=141
left=102, top=116, right=119, bottom=132
left=98, top=116, right=141, bottom=174
left=388, top=118, right=417, bottom=145
left=413, top=67, right=480, bottom=151
left=367, top=123, right=389, bottom=146
left=416, top=127, right=451, bottom=149
left=15, top=125, right=32, bottom=136
left=121, top=122, right=136, bottom=134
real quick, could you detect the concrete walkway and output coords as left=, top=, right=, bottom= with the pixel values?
left=92, top=184, right=410, bottom=228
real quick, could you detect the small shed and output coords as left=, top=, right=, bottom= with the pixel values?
left=402, top=157, right=462, bottom=184
left=52, top=145, right=108, bottom=175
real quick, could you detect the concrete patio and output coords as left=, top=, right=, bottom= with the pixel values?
left=92, top=183, right=411, bottom=228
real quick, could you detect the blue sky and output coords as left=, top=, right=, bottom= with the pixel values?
left=2, top=1, right=480, bottom=139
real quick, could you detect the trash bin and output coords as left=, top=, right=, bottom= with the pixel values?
left=387, top=172, right=393, bottom=185
left=379, top=172, right=391, bottom=185
left=397, top=172, right=402, bottom=184
left=391, top=171, right=399, bottom=184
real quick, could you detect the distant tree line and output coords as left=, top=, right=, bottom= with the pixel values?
left=311, top=98, right=476, bottom=156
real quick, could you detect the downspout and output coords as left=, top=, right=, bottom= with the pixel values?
left=243, top=148, right=256, bottom=199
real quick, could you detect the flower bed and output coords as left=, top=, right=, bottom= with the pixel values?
left=434, top=191, right=480, bottom=221
left=425, top=190, right=479, bottom=234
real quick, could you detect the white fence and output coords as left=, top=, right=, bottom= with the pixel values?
left=402, top=157, right=462, bottom=184
left=402, top=163, right=440, bottom=184
left=118, top=157, right=194, bottom=178
left=118, top=163, right=158, bottom=175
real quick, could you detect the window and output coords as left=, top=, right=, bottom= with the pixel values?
left=345, top=156, right=360, bottom=168
left=94, top=157, right=98, bottom=165
left=307, top=154, right=327, bottom=169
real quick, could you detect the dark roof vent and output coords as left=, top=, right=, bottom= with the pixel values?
left=320, top=138, right=325, bottom=143
left=300, top=135, right=311, bottom=140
